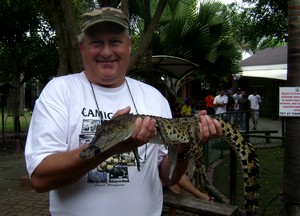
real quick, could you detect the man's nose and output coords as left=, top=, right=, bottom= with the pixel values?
left=101, top=44, right=113, bottom=57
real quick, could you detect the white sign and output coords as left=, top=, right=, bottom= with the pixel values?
left=279, top=87, right=300, bottom=117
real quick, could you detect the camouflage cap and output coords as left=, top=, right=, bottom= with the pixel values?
left=81, top=7, right=130, bottom=32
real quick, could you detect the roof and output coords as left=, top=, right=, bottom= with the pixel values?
left=240, top=46, right=287, bottom=67
left=240, top=46, right=287, bottom=80
left=129, top=55, right=199, bottom=79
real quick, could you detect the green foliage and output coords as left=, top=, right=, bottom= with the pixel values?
left=0, top=111, right=31, bottom=133
left=0, top=0, right=40, bottom=48
left=246, top=0, right=287, bottom=42
left=0, top=0, right=58, bottom=85
left=152, top=0, right=241, bottom=87
left=226, top=0, right=287, bottom=53
left=21, top=33, right=59, bottom=85
left=214, top=147, right=284, bottom=214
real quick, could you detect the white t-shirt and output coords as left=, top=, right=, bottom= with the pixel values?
left=232, top=93, right=241, bottom=110
left=25, top=72, right=171, bottom=216
left=248, top=94, right=261, bottom=110
left=213, top=94, right=228, bottom=115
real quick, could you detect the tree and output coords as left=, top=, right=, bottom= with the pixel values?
left=40, top=0, right=90, bottom=75
left=129, top=0, right=168, bottom=69
left=283, top=1, right=300, bottom=214
left=0, top=0, right=40, bottom=81
left=245, top=0, right=287, bottom=41
left=227, top=0, right=287, bottom=53
left=0, top=0, right=58, bottom=140
left=151, top=0, right=242, bottom=89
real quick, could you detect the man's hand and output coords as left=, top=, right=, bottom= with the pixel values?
left=169, top=110, right=223, bottom=185
left=112, top=106, right=157, bottom=153
left=198, top=110, right=223, bottom=142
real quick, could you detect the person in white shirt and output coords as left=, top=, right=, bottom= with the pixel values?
left=232, top=88, right=242, bottom=126
left=213, top=88, right=228, bottom=117
left=25, top=7, right=222, bottom=216
left=248, top=89, right=262, bottom=130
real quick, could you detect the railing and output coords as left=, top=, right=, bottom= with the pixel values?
left=205, top=110, right=284, bottom=207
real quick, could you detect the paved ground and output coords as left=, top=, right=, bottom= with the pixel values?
left=0, top=117, right=284, bottom=216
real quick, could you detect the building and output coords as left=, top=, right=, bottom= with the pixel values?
left=238, top=46, right=287, bottom=117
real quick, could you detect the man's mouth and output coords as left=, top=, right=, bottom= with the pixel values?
left=96, top=59, right=116, bottom=63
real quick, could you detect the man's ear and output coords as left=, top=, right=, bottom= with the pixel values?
left=79, top=42, right=84, bottom=51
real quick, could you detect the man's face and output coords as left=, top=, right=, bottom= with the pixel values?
left=80, top=24, right=132, bottom=87
left=241, top=91, right=247, bottom=98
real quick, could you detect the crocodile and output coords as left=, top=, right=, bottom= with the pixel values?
left=80, top=114, right=259, bottom=215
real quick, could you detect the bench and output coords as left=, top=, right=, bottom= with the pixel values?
left=243, top=130, right=279, bottom=143
left=163, top=189, right=239, bottom=216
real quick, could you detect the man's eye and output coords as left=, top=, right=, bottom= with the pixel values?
left=90, top=41, right=103, bottom=47
left=110, top=40, right=122, bottom=45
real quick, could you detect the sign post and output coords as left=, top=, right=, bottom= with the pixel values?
left=279, top=87, right=300, bottom=117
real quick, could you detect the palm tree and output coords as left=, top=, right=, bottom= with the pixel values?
left=151, top=0, right=242, bottom=89
left=283, top=0, right=300, bottom=214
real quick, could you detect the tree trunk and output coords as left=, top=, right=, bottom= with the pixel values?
left=283, top=0, right=300, bottom=215
left=129, top=0, right=168, bottom=69
left=42, top=0, right=82, bottom=76
left=42, top=0, right=69, bottom=76
left=60, top=0, right=82, bottom=73
left=144, top=0, right=154, bottom=85
left=121, top=0, right=129, bottom=17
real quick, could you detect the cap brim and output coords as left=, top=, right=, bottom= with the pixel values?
left=82, top=20, right=128, bottom=32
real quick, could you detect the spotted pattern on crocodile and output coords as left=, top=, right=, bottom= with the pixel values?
left=80, top=114, right=259, bottom=215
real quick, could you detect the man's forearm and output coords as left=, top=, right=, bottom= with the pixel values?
left=30, top=145, right=111, bottom=193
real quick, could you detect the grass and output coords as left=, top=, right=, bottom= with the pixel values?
left=213, top=145, right=284, bottom=215
left=0, top=111, right=31, bottom=133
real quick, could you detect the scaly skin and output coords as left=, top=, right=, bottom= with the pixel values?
left=80, top=114, right=259, bottom=215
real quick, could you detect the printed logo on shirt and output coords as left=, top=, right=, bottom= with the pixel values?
left=79, top=108, right=147, bottom=186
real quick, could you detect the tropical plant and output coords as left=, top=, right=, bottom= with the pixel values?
left=150, top=0, right=242, bottom=89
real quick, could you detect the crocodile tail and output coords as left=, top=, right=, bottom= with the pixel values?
left=192, top=145, right=208, bottom=193
left=216, top=117, right=260, bottom=215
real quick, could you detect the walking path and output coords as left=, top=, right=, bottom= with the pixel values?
left=0, top=117, right=284, bottom=216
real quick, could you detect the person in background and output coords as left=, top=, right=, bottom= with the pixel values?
left=204, top=90, right=215, bottom=115
left=24, top=7, right=222, bottom=216
left=232, top=88, right=242, bottom=127
left=181, top=98, right=193, bottom=117
left=213, top=88, right=228, bottom=117
left=225, top=90, right=235, bottom=123
left=171, top=102, right=182, bottom=118
left=160, top=155, right=213, bottom=216
left=191, top=100, right=197, bottom=116
left=248, top=89, right=262, bottom=130
left=235, top=90, right=250, bottom=132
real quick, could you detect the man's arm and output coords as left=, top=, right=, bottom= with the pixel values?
left=31, top=107, right=157, bottom=193
left=30, top=145, right=109, bottom=192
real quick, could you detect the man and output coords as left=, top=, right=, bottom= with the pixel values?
left=248, top=89, right=262, bottom=130
left=204, top=90, right=215, bottom=115
left=181, top=98, right=192, bottom=116
left=213, top=88, right=228, bottom=117
left=225, top=90, right=235, bottom=123
left=25, top=7, right=221, bottom=216
left=232, top=88, right=242, bottom=126
left=235, top=90, right=251, bottom=132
